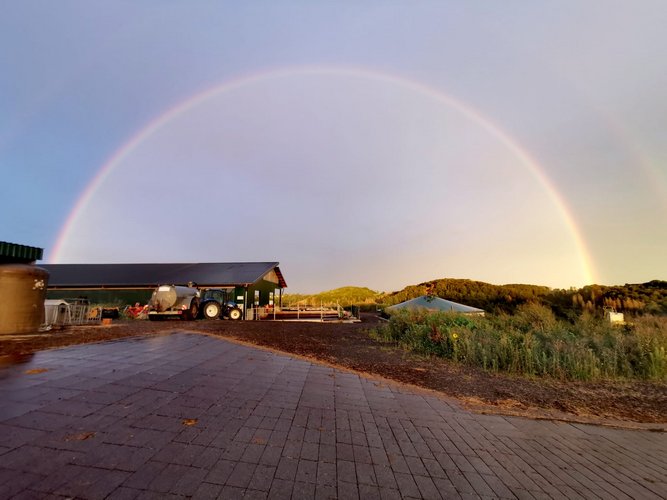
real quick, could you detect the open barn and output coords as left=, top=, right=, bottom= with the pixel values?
left=41, top=262, right=287, bottom=320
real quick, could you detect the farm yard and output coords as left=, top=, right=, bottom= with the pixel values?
left=1, top=314, right=665, bottom=427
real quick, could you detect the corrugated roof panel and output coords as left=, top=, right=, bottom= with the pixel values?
left=0, top=241, right=43, bottom=263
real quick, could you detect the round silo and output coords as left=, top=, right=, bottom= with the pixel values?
left=0, top=264, right=50, bottom=334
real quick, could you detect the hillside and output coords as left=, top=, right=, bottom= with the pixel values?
left=282, top=286, right=382, bottom=307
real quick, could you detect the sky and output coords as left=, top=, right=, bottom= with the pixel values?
left=1, top=1, right=666, bottom=294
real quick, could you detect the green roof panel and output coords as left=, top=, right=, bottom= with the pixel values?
left=0, top=241, right=44, bottom=263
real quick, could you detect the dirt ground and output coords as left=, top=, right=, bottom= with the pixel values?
left=1, top=315, right=665, bottom=429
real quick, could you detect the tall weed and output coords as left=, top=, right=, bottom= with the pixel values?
left=374, top=305, right=667, bottom=381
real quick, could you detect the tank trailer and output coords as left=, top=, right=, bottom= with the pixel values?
left=147, top=285, right=200, bottom=321
left=147, top=285, right=243, bottom=321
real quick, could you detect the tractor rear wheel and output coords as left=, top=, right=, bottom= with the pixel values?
left=203, top=302, right=221, bottom=320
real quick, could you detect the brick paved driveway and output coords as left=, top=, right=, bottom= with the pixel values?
left=0, top=332, right=665, bottom=499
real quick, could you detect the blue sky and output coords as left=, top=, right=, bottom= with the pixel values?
left=1, top=1, right=666, bottom=293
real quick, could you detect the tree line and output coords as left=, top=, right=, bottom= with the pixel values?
left=384, top=279, right=667, bottom=317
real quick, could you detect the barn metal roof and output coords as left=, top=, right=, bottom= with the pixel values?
left=42, top=262, right=287, bottom=289
left=0, top=241, right=43, bottom=263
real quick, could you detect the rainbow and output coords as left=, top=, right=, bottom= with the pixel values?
left=559, top=74, right=667, bottom=214
left=50, top=65, right=596, bottom=284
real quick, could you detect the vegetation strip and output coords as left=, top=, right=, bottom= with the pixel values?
left=373, top=305, right=667, bottom=381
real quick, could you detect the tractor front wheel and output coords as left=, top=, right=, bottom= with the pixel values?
left=228, top=307, right=242, bottom=321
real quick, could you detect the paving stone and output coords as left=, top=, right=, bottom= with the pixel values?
left=226, top=460, right=256, bottom=488
left=282, top=439, right=302, bottom=459
left=219, top=484, right=246, bottom=497
left=122, top=461, right=167, bottom=490
left=191, top=445, right=222, bottom=469
left=358, top=483, right=382, bottom=499
left=54, top=465, right=129, bottom=500
left=405, top=455, right=429, bottom=476
left=293, top=480, right=316, bottom=499
left=170, top=466, right=209, bottom=496
left=249, top=464, right=276, bottom=492
left=432, top=477, right=461, bottom=499
left=241, top=442, right=266, bottom=464
left=304, top=428, right=320, bottom=444
left=378, top=486, right=402, bottom=500
left=394, top=471, right=422, bottom=498
left=336, top=442, right=354, bottom=461
left=268, top=429, right=288, bottom=447
left=463, top=469, right=497, bottom=497
left=192, top=481, right=223, bottom=499
left=222, top=440, right=248, bottom=461
left=414, top=474, right=443, bottom=499
left=260, top=445, right=283, bottom=466
left=480, top=472, right=517, bottom=499
left=355, top=461, right=377, bottom=486
left=337, top=459, right=357, bottom=483
left=275, top=456, right=299, bottom=481
left=0, top=423, right=48, bottom=448
left=446, top=467, right=478, bottom=496
left=268, top=477, right=294, bottom=498
left=147, top=462, right=190, bottom=493
left=317, top=460, right=336, bottom=486
left=336, top=478, right=360, bottom=499
left=107, top=486, right=142, bottom=499
left=296, top=458, right=318, bottom=483
left=301, top=440, right=319, bottom=461
left=373, top=464, right=398, bottom=490
left=0, top=470, right=44, bottom=498
left=318, top=443, right=337, bottom=463
left=315, top=483, right=338, bottom=500
left=0, top=333, right=663, bottom=500
left=387, top=452, right=411, bottom=474
left=353, top=444, right=372, bottom=464
left=244, top=489, right=269, bottom=499
left=0, top=444, right=82, bottom=475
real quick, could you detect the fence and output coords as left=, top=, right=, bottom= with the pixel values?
left=44, top=301, right=102, bottom=327
left=246, top=303, right=360, bottom=322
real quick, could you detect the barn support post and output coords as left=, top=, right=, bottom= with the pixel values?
left=244, top=287, right=249, bottom=320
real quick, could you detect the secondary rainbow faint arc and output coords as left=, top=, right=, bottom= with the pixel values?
left=51, top=65, right=596, bottom=285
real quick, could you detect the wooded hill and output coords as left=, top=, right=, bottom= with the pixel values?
left=284, top=279, right=667, bottom=316
left=386, top=278, right=667, bottom=316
